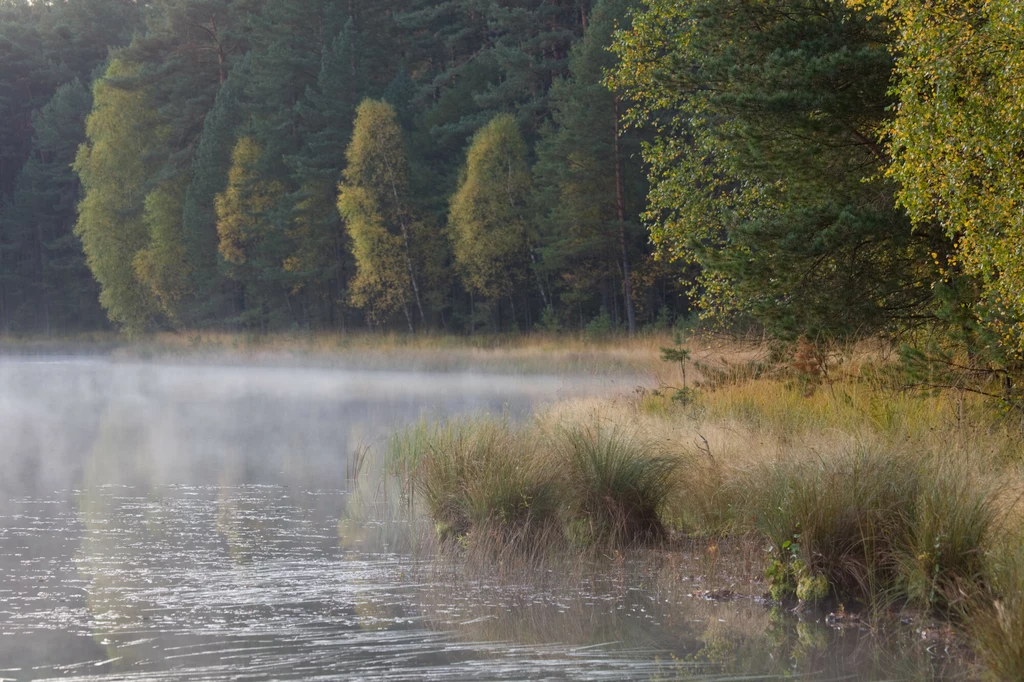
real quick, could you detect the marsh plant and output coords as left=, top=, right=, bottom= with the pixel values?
left=970, top=543, right=1024, bottom=680
left=390, top=418, right=679, bottom=550
left=386, top=340, right=1024, bottom=678
left=556, top=423, right=677, bottom=546
left=389, top=419, right=560, bottom=548
left=747, top=449, right=1001, bottom=612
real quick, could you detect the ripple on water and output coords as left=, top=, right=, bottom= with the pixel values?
left=0, top=484, right=971, bottom=682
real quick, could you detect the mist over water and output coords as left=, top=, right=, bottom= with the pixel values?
left=0, top=357, right=968, bottom=681
left=1, top=358, right=608, bottom=497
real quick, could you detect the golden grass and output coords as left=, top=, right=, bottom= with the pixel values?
left=378, top=337, right=1024, bottom=676
left=2, top=329, right=684, bottom=376
left=541, top=344, right=1024, bottom=677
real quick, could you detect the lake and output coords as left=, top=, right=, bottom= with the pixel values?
left=0, top=358, right=970, bottom=680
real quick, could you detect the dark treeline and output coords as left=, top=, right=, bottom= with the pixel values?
left=2, top=0, right=1022, bottom=394
left=0, top=0, right=684, bottom=336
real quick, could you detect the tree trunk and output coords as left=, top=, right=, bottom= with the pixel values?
left=34, top=222, right=50, bottom=336
left=613, top=96, right=637, bottom=336
left=383, top=157, right=426, bottom=327
left=0, top=242, right=7, bottom=335
left=505, top=150, right=550, bottom=309
left=403, top=304, right=414, bottom=333
left=529, top=249, right=550, bottom=309
left=470, top=290, right=475, bottom=335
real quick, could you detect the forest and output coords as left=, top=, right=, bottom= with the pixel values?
left=1, top=0, right=1022, bottom=377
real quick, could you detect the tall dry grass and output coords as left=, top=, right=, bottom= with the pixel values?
left=62, top=329, right=680, bottom=376
left=382, top=337, right=1024, bottom=676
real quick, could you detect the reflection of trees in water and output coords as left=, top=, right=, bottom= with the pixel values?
left=1, top=360, right=613, bottom=677
left=5, top=361, right=966, bottom=679
left=0, top=362, right=109, bottom=504
left=1, top=360, right=553, bottom=499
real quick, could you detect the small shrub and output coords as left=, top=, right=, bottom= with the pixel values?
left=660, top=336, right=691, bottom=387
left=645, top=305, right=675, bottom=332
left=584, top=308, right=618, bottom=339
left=536, top=305, right=562, bottom=333
left=555, top=423, right=677, bottom=546
left=671, top=386, right=699, bottom=406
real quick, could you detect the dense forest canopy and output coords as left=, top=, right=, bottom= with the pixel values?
left=0, top=0, right=670, bottom=336
left=0, top=0, right=1022, bottom=377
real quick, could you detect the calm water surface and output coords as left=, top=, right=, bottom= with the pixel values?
left=0, top=358, right=971, bottom=680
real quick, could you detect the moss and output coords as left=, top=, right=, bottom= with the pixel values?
left=797, top=574, right=829, bottom=603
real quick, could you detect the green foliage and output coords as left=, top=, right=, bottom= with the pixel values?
left=337, top=100, right=423, bottom=327
left=584, top=308, right=618, bottom=339
left=214, top=136, right=287, bottom=328
left=73, top=59, right=163, bottom=333
left=4, top=79, right=104, bottom=333
left=449, top=114, right=532, bottom=304
left=610, top=0, right=944, bottom=340
left=852, top=0, right=1024, bottom=361
left=181, top=56, right=252, bottom=326
left=536, top=305, right=562, bottom=334
left=135, top=179, right=192, bottom=321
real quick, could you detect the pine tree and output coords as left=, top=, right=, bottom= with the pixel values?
left=283, top=18, right=363, bottom=328
left=7, top=80, right=104, bottom=334
left=535, top=0, right=643, bottom=334
left=180, top=54, right=252, bottom=326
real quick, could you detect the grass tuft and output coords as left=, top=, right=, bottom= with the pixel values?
left=556, top=423, right=677, bottom=547
left=970, top=542, right=1024, bottom=680
left=751, top=449, right=920, bottom=605
left=390, top=419, right=560, bottom=548
left=896, top=472, right=1000, bottom=615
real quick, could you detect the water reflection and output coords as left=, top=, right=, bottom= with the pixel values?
left=0, top=359, right=971, bottom=680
